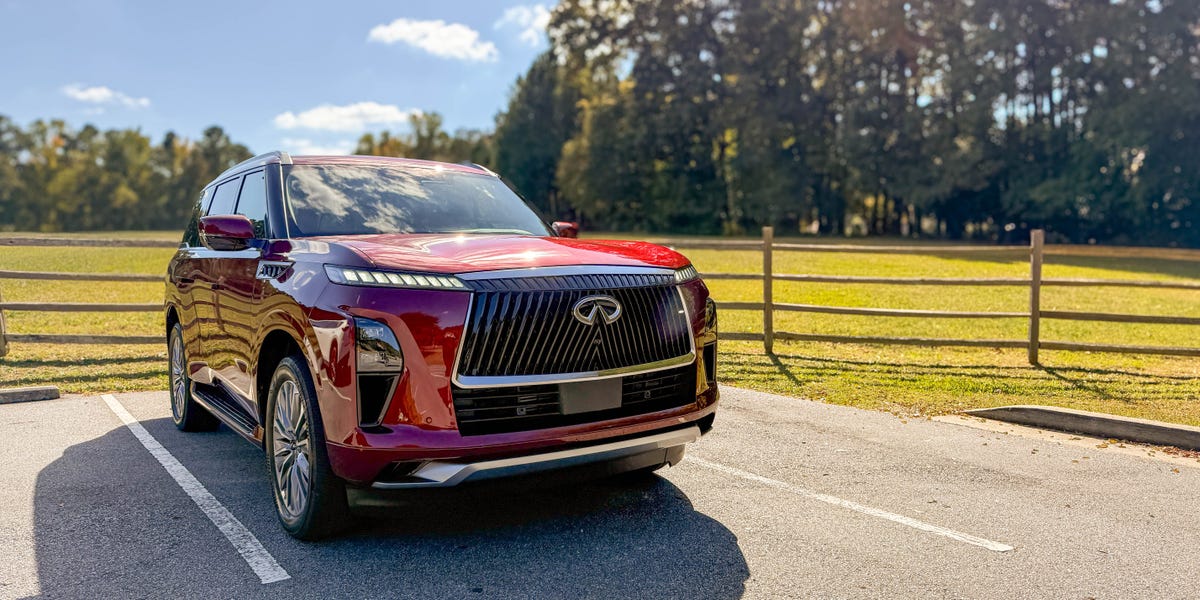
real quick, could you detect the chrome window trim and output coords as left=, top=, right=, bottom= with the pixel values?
left=457, top=265, right=675, bottom=281
left=185, top=248, right=263, bottom=260
left=448, top=284, right=697, bottom=389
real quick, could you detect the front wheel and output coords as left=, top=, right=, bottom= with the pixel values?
left=264, top=355, right=348, bottom=540
left=168, top=323, right=218, bottom=432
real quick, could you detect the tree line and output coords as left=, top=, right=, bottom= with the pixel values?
left=0, top=113, right=489, bottom=233
left=3, top=0, right=1197, bottom=246
left=0, top=118, right=251, bottom=232
left=492, top=0, right=1200, bottom=245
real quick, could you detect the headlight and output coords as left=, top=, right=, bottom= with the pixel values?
left=325, top=265, right=468, bottom=290
left=674, top=265, right=699, bottom=283
left=354, top=317, right=404, bottom=372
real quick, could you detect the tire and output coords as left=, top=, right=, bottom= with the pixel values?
left=169, top=323, right=219, bottom=432
left=264, top=355, right=348, bottom=540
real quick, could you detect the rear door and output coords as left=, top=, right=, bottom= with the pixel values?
left=169, top=188, right=213, bottom=370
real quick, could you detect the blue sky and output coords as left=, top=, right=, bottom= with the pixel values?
left=0, top=0, right=551, bottom=154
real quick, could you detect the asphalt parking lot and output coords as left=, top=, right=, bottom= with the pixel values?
left=2, top=387, right=1198, bottom=599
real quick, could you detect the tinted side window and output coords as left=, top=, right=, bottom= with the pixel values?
left=236, top=170, right=268, bottom=238
left=207, top=178, right=239, bottom=216
left=182, top=187, right=213, bottom=247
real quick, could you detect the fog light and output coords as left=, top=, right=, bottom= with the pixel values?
left=354, top=318, right=403, bottom=427
left=355, top=317, right=404, bottom=372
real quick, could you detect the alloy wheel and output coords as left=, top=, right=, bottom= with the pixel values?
left=272, top=379, right=312, bottom=520
left=169, top=332, right=187, bottom=421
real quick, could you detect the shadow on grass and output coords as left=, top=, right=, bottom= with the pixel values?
left=1, top=368, right=165, bottom=387
left=0, top=355, right=162, bottom=369
left=747, top=350, right=1197, bottom=382
left=766, top=353, right=805, bottom=388
left=1037, top=366, right=1122, bottom=402
left=1043, top=254, right=1200, bottom=281
left=724, top=348, right=1200, bottom=413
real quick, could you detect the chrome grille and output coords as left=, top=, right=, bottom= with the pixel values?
left=456, top=276, right=693, bottom=380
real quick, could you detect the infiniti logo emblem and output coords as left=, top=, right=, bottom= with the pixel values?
left=572, top=295, right=622, bottom=326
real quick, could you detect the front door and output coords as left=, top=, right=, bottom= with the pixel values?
left=194, top=177, right=243, bottom=383
left=210, top=169, right=270, bottom=412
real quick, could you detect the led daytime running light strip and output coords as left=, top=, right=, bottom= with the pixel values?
left=674, top=265, right=699, bottom=283
left=325, top=265, right=467, bottom=290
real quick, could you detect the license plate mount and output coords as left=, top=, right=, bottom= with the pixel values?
left=558, top=378, right=622, bottom=415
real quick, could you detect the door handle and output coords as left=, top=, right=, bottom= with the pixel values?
left=178, top=277, right=195, bottom=285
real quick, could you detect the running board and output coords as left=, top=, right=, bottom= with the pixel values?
left=191, top=382, right=262, bottom=443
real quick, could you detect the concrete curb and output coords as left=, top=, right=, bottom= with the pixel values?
left=966, top=405, right=1200, bottom=451
left=0, top=385, right=60, bottom=404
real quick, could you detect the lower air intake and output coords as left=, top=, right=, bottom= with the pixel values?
left=452, top=364, right=697, bottom=436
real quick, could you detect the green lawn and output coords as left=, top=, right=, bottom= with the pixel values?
left=680, top=241, right=1200, bottom=426
left=2, top=232, right=1199, bottom=426
left=0, top=233, right=178, bottom=393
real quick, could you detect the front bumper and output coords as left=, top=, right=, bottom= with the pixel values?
left=313, top=275, right=718, bottom=485
left=326, top=391, right=717, bottom=485
left=369, top=425, right=700, bottom=489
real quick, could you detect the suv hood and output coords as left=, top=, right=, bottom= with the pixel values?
left=317, top=234, right=691, bottom=274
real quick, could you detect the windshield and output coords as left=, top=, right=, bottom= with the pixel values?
left=282, top=164, right=551, bottom=237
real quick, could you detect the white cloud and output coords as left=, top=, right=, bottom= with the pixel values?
left=367, top=18, right=499, bottom=62
left=273, top=102, right=421, bottom=132
left=281, top=138, right=356, bottom=156
left=495, top=4, right=551, bottom=46
left=62, top=84, right=150, bottom=109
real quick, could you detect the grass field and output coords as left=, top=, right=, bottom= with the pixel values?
left=0, top=238, right=176, bottom=392
left=2, top=231, right=1199, bottom=426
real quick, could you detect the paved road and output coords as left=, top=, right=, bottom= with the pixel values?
left=1, top=387, right=1197, bottom=599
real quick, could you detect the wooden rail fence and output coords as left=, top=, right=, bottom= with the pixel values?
left=0, top=237, right=171, bottom=356
left=660, top=227, right=1200, bottom=364
left=1, top=233, right=1199, bottom=364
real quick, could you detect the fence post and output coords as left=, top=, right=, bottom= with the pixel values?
left=1028, top=229, right=1044, bottom=365
left=0, top=286, right=7, bottom=358
left=763, top=226, right=774, bottom=354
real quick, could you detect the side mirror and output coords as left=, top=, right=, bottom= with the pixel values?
left=199, top=215, right=255, bottom=251
left=552, top=221, right=579, bottom=239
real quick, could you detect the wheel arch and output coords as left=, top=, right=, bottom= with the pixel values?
left=165, top=305, right=180, bottom=338
left=256, top=328, right=305, bottom=427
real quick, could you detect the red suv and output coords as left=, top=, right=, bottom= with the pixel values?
left=164, top=152, right=718, bottom=539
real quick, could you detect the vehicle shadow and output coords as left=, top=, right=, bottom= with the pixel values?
left=330, top=474, right=751, bottom=599
left=28, top=424, right=246, bottom=599
left=31, top=419, right=749, bottom=599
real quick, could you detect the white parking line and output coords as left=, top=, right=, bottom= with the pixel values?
left=688, top=456, right=1015, bottom=553
left=101, top=394, right=291, bottom=584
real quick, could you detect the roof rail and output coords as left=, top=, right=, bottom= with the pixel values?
left=212, top=150, right=291, bottom=184
left=460, top=162, right=497, bottom=176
